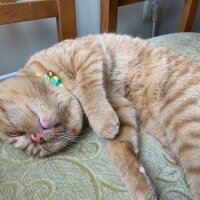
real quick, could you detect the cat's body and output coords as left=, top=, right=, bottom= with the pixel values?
left=1, top=34, right=200, bottom=199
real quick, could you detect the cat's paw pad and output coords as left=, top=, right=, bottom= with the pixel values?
left=92, top=110, right=119, bottom=139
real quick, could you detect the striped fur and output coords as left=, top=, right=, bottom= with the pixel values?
left=1, top=33, right=200, bottom=199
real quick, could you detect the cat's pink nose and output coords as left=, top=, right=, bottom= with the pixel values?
left=31, top=134, right=44, bottom=143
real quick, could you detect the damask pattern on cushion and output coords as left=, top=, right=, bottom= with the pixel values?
left=0, top=32, right=199, bottom=200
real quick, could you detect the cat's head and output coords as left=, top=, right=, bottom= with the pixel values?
left=0, top=75, right=83, bottom=157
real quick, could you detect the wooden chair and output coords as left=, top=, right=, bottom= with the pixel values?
left=101, top=0, right=143, bottom=33
left=178, top=0, right=199, bottom=32
left=0, top=0, right=77, bottom=41
left=101, top=0, right=200, bottom=33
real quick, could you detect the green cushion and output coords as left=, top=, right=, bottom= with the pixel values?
left=0, top=32, right=198, bottom=200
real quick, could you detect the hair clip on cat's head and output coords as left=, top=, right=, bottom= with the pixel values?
left=37, top=71, right=65, bottom=88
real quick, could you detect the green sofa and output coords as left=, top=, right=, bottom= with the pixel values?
left=0, top=32, right=198, bottom=200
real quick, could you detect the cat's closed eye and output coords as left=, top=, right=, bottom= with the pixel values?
left=54, top=123, right=61, bottom=128
left=7, top=132, right=25, bottom=137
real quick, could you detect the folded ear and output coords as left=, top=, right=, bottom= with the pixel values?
left=18, top=59, right=46, bottom=77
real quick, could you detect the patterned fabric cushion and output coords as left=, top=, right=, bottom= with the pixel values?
left=0, top=32, right=199, bottom=200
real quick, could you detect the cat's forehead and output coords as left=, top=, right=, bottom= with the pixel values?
left=0, top=76, right=49, bottom=99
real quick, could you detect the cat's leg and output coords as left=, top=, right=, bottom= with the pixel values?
left=169, top=130, right=200, bottom=200
left=74, top=46, right=119, bottom=139
left=107, top=95, right=157, bottom=200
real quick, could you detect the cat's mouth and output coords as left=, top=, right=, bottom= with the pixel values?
left=27, top=129, right=77, bottom=156
left=40, top=136, right=75, bottom=155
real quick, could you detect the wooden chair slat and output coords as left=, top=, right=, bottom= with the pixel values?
left=178, top=0, right=200, bottom=32
left=0, top=0, right=58, bottom=25
left=118, top=0, right=144, bottom=7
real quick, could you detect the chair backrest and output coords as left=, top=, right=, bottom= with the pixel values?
left=178, top=0, right=199, bottom=32
left=0, top=0, right=77, bottom=41
left=101, top=0, right=144, bottom=33
left=101, top=0, right=200, bottom=33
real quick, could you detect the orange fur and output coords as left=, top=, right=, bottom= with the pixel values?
left=1, top=33, right=200, bottom=199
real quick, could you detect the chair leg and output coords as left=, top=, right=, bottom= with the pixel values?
left=56, top=0, right=77, bottom=41
left=178, top=0, right=200, bottom=32
left=100, top=0, right=118, bottom=33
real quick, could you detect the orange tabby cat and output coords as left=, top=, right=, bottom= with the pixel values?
left=0, top=33, right=200, bottom=200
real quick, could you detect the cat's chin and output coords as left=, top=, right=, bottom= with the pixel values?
left=21, top=141, right=70, bottom=158
left=25, top=146, right=51, bottom=157
left=40, top=142, right=70, bottom=157
left=19, top=143, right=58, bottom=158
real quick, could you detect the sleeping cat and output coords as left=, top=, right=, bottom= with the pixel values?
left=0, top=33, right=200, bottom=200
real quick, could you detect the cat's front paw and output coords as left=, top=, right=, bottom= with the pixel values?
left=91, top=109, right=120, bottom=139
